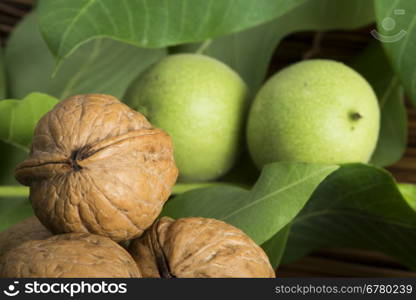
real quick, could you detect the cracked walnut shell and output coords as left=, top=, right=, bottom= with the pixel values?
left=128, top=217, right=275, bottom=278
left=15, top=94, right=178, bottom=242
left=0, top=233, right=141, bottom=278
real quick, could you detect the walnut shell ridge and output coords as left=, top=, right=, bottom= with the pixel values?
left=15, top=94, right=178, bottom=242
left=128, top=217, right=275, bottom=278
left=0, top=233, right=141, bottom=278
left=0, top=216, right=52, bottom=257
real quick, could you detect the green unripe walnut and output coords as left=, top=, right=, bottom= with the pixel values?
left=126, top=54, right=248, bottom=181
left=247, top=59, right=380, bottom=168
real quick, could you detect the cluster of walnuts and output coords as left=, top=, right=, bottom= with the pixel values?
left=0, top=94, right=275, bottom=278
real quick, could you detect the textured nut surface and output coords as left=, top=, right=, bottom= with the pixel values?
left=0, top=233, right=141, bottom=278
left=0, top=216, right=52, bottom=256
left=15, top=94, right=178, bottom=242
left=129, top=217, right=275, bottom=278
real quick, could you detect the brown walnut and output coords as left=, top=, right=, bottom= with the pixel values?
left=15, top=94, right=178, bottom=242
left=128, top=217, right=275, bottom=278
left=0, top=233, right=141, bottom=278
left=0, top=216, right=52, bottom=257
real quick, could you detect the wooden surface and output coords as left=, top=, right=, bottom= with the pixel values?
left=279, top=248, right=416, bottom=277
left=0, top=0, right=32, bottom=46
left=1, top=0, right=416, bottom=277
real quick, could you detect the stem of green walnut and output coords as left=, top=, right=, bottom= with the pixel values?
left=0, top=182, right=250, bottom=198
left=195, top=39, right=212, bottom=54
left=0, top=186, right=29, bottom=197
left=172, top=182, right=250, bottom=194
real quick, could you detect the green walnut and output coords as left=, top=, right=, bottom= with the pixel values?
left=247, top=59, right=380, bottom=168
left=126, top=54, right=248, bottom=182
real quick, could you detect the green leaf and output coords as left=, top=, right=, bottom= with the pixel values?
left=0, top=93, right=58, bottom=151
left=37, top=0, right=306, bottom=63
left=0, top=147, right=32, bottom=232
left=164, top=185, right=248, bottom=220
left=283, top=164, right=416, bottom=270
left=261, top=224, right=292, bottom=268
left=0, top=47, right=6, bottom=99
left=5, top=13, right=166, bottom=99
left=163, top=162, right=338, bottom=246
left=398, top=183, right=416, bottom=211
left=0, top=197, right=33, bottom=232
left=374, top=1, right=416, bottom=104
left=0, top=142, right=27, bottom=185
left=351, top=42, right=407, bottom=167
left=177, top=0, right=375, bottom=94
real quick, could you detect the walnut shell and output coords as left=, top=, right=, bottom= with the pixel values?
left=0, top=216, right=52, bottom=257
left=128, top=217, right=275, bottom=278
left=15, top=94, right=178, bottom=242
left=0, top=233, right=141, bottom=278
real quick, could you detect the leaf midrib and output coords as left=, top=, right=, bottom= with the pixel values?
left=223, top=166, right=337, bottom=221
left=58, top=0, right=96, bottom=57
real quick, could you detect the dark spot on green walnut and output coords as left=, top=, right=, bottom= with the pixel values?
left=349, top=112, right=362, bottom=121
